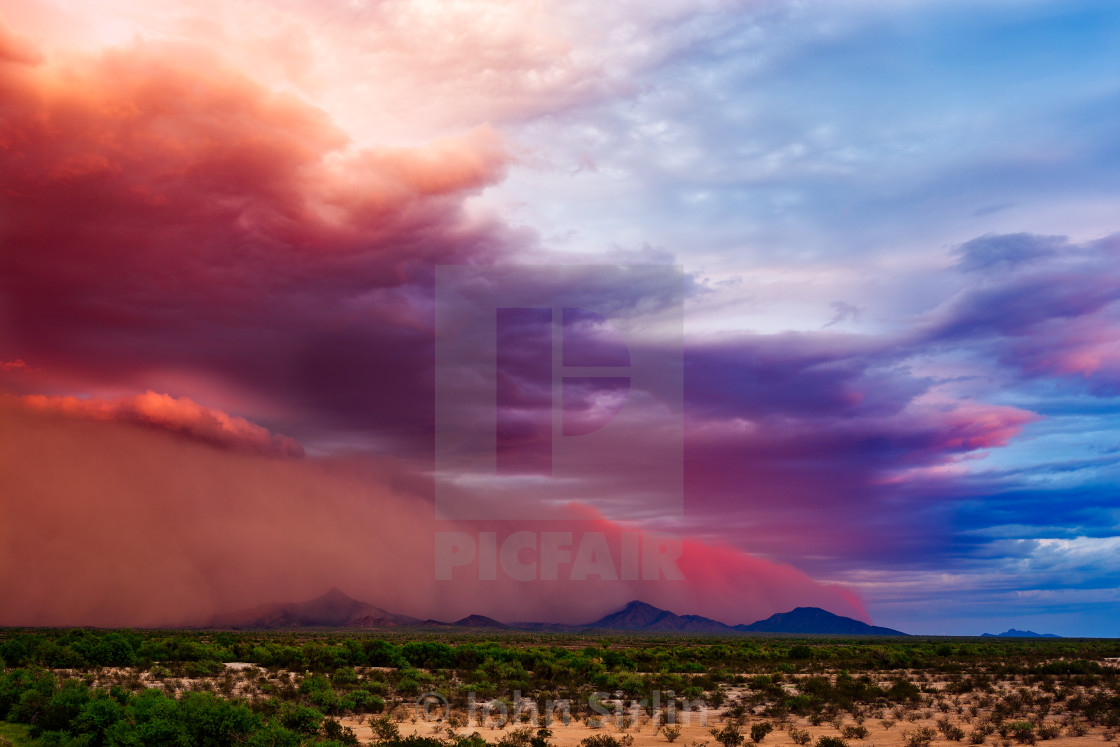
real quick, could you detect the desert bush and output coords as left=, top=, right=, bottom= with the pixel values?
left=788, top=728, right=811, bottom=745
left=969, top=730, right=987, bottom=744
left=496, top=726, right=536, bottom=747
left=281, top=703, right=325, bottom=734
left=725, top=700, right=749, bottom=724
left=749, top=722, right=773, bottom=743
left=814, top=738, right=847, bottom=747
left=1035, top=724, right=1061, bottom=741
left=453, top=733, right=491, bottom=747
left=532, top=726, right=557, bottom=747
left=662, top=725, right=682, bottom=743
left=840, top=725, right=868, bottom=740
left=902, top=726, right=937, bottom=747
left=1007, top=721, right=1035, bottom=744
left=710, top=723, right=744, bottom=747
left=371, top=714, right=402, bottom=741
left=581, top=735, right=626, bottom=747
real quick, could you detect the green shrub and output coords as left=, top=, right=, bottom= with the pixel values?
left=1036, top=724, right=1061, bottom=741
left=34, top=679, right=92, bottom=735
left=280, top=703, right=324, bottom=734
left=750, top=722, right=774, bottom=743
left=710, top=723, right=744, bottom=747
left=581, top=735, right=625, bottom=747
left=73, top=695, right=124, bottom=742
left=454, top=732, right=491, bottom=747
left=332, top=668, right=359, bottom=686
left=323, top=717, right=359, bottom=745
left=245, top=721, right=302, bottom=747
left=1008, top=722, right=1035, bottom=744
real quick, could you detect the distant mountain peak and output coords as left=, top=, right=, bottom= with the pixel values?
left=619, top=600, right=666, bottom=616
left=209, top=588, right=420, bottom=629
left=981, top=629, right=1061, bottom=638
left=736, top=606, right=907, bottom=636
left=454, top=614, right=510, bottom=629
left=589, top=600, right=679, bottom=630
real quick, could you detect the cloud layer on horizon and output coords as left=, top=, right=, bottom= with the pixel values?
left=0, top=403, right=865, bottom=627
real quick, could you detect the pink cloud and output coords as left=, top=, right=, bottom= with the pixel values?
left=679, top=396, right=1041, bottom=569
left=0, top=358, right=39, bottom=373
left=933, top=401, right=1040, bottom=452
left=0, top=15, right=41, bottom=66
left=9, top=391, right=304, bottom=458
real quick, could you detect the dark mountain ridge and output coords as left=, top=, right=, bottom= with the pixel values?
left=584, top=601, right=737, bottom=633
left=736, top=606, right=906, bottom=636
left=208, top=591, right=907, bottom=635
left=981, top=629, right=1061, bottom=638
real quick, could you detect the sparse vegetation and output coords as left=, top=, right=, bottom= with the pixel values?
left=709, top=723, right=743, bottom=747
left=0, top=629, right=1117, bottom=746
left=788, top=728, right=812, bottom=746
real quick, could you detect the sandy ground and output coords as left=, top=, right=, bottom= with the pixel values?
left=339, top=714, right=1112, bottom=747
left=70, top=665, right=1119, bottom=747
left=340, top=700, right=1112, bottom=747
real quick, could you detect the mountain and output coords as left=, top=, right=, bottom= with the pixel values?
left=583, top=601, right=905, bottom=635
left=209, top=588, right=421, bottom=629
left=588, top=600, right=669, bottom=629
left=585, top=600, right=735, bottom=633
left=736, top=607, right=908, bottom=636
left=206, top=591, right=907, bottom=635
left=454, top=614, right=510, bottom=629
left=981, top=629, right=1061, bottom=638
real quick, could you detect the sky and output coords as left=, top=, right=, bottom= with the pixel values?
left=1, top=0, right=1119, bottom=636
